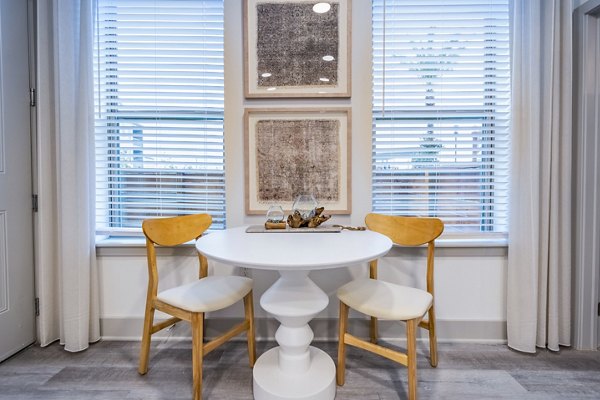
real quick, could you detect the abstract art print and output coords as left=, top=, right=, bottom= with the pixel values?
left=245, top=108, right=351, bottom=214
left=244, top=0, right=351, bottom=98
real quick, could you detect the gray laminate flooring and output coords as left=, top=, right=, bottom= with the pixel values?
left=0, top=340, right=599, bottom=399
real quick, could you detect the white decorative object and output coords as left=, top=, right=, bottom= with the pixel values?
left=195, top=227, right=392, bottom=400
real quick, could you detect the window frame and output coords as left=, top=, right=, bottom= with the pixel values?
left=371, top=0, right=511, bottom=235
left=93, top=0, right=227, bottom=237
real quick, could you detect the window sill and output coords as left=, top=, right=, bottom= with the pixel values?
left=95, top=233, right=507, bottom=247
left=435, top=234, right=507, bottom=248
left=96, top=237, right=146, bottom=247
left=96, top=233, right=507, bottom=257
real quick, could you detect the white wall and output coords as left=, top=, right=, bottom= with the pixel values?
left=97, top=0, right=508, bottom=342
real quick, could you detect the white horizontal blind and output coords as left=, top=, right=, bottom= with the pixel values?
left=94, top=0, right=225, bottom=235
left=372, top=0, right=510, bottom=233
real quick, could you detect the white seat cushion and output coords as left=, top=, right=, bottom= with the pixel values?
left=337, top=278, right=432, bottom=320
left=157, top=276, right=252, bottom=313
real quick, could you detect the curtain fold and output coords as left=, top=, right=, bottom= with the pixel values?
left=507, top=0, right=572, bottom=352
left=35, top=0, right=99, bottom=352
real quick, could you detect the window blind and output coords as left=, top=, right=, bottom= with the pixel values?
left=94, top=0, right=225, bottom=235
left=372, top=0, right=510, bottom=233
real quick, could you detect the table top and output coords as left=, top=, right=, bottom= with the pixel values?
left=195, top=226, right=393, bottom=271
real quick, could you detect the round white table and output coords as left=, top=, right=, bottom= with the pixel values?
left=195, top=226, right=392, bottom=400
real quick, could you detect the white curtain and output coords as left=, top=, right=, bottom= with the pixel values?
left=507, top=0, right=572, bottom=352
left=35, top=0, right=100, bottom=352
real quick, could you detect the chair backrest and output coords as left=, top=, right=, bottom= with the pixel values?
left=142, top=214, right=213, bottom=292
left=143, top=213, right=212, bottom=246
left=365, top=213, right=444, bottom=246
left=365, top=213, right=444, bottom=294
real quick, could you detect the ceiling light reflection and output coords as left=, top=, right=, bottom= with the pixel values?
left=322, top=55, right=335, bottom=62
left=312, top=2, right=331, bottom=13
left=261, top=72, right=272, bottom=78
left=319, top=77, right=330, bottom=82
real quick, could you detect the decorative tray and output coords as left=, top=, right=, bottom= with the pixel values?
left=245, top=225, right=342, bottom=233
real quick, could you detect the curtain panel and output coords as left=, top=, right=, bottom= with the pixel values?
left=507, top=0, right=572, bottom=352
left=35, top=0, right=99, bottom=352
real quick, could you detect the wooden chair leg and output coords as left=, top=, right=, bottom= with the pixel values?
left=369, top=260, right=379, bottom=344
left=244, top=291, right=256, bottom=367
left=406, top=319, right=418, bottom=400
left=138, top=305, right=155, bottom=375
left=191, top=313, right=204, bottom=400
left=370, top=316, right=378, bottom=344
left=337, top=301, right=349, bottom=386
left=427, top=305, right=438, bottom=367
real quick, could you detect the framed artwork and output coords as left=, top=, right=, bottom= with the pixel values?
left=245, top=108, right=351, bottom=215
left=243, top=0, right=351, bottom=98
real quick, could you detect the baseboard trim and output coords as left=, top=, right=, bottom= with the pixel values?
left=100, top=317, right=507, bottom=344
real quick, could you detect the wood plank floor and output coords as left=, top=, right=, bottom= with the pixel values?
left=0, top=340, right=599, bottom=399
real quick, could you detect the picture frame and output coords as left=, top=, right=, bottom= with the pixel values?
left=243, top=0, right=351, bottom=98
left=244, top=108, right=351, bottom=215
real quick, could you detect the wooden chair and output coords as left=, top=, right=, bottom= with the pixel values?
left=336, top=213, right=444, bottom=400
left=138, top=214, right=256, bottom=400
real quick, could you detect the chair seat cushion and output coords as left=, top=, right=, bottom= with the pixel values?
left=337, top=278, right=432, bottom=320
left=157, top=276, right=252, bottom=313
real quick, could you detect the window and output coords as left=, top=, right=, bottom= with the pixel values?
left=94, top=0, right=225, bottom=235
left=372, top=0, right=510, bottom=233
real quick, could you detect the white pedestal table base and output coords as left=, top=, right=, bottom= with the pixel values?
left=253, top=270, right=336, bottom=400
left=253, top=346, right=335, bottom=400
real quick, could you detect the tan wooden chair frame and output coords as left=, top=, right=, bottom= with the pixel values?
left=337, top=213, right=444, bottom=400
left=138, top=214, right=256, bottom=400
